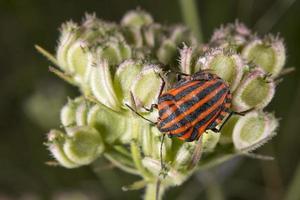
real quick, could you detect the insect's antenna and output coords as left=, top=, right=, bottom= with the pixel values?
left=125, top=103, right=156, bottom=125
left=156, top=133, right=166, bottom=200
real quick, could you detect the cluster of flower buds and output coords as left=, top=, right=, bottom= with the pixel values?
left=37, top=10, right=288, bottom=199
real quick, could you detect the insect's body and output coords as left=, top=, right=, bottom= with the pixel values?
left=157, top=71, right=232, bottom=142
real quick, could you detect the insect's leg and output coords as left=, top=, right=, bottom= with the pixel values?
left=143, top=104, right=158, bottom=112
left=157, top=73, right=166, bottom=97
left=211, top=111, right=234, bottom=133
left=188, top=134, right=204, bottom=170
left=233, top=107, right=255, bottom=116
left=155, top=133, right=167, bottom=200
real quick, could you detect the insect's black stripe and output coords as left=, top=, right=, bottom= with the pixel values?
left=159, top=103, right=175, bottom=116
left=158, top=94, right=174, bottom=103
left=187, top=105, right=223, bottom=142
left=174, top=81, right=211, bottom=101
left=176, top=81, right=223, bottom=113
left=161, top=87, right=228, bottom=132
left=173, top=81, right=206, bottom=101
left=159, top=81, right=222, bottom=130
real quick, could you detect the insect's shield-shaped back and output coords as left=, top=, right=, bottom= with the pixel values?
left=37, top=9, right=288, bottom=199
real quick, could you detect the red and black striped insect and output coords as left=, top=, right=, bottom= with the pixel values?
left=126, top=71, right=237, bottom=168
left=156, top=71, right=232, bottom=142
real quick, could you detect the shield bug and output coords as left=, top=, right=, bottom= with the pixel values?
left=157, top=71, right=232, bottom=142
left=126, top=71, right=237, bottom=168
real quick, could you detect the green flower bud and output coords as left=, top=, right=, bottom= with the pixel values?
left=48, top=130, right=78, bottom=168
left=66, top=41, right=90, bottom=83
left=89, top=60, right=121, bottom=110
left=48, top=126, right=104, bottom=168
left=87, top=104, right=130, bottom=143
left=232, top=69, right=275, bottom=112
left=202, top=131, right=220, bottom=152
left=60, top=98, right=82, bottom=127
left=114, top=60, right=143, bottom=105
left=63, top=126, right=104, bottom=165
left=75, top=101, right=89, bottom=126
left=122, top=27, right=144, bottom=48
left=173, top=142, right=195, bottom=168
left=142, top=24, right=162, bottom=47
left=121, top=10, right=153, bottom=28
left=93, top=39, right=132, bottom=66
left=157, top=39, right=177, bottom=65
left=199, top=49, right=244, bottom=91
left=219, top=115, right=240, bottom=144
left=210, top=22, right=252, bottom=48
left=56, top=21, right=81, bottom=73
left=242, top=37, right=286, bottom=77
left=169, top=25, right=197, bottom=47
left=232, top=111, right=278, bottom=151
left=130, top=65, right=164, bottom=109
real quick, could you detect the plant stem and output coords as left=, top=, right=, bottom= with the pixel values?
left=144, top=183, right=164, bottom=200
left=285, top=162, right=300, bottom=200
left=130, top=118, right=153, bottom=180
left=179, top=0, right=203, bottom=43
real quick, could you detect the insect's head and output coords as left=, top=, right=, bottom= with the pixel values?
left=191, top=70, right=221, bottom=81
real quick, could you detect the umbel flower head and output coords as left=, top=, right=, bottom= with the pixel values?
left=37, top=10, right=289, bottom=200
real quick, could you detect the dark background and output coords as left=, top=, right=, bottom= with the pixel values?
left=1, top=0, right=300, bottom=199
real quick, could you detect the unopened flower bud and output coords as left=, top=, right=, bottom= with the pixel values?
left=210, top=22, right=252, bottom=47
left=89, top=60, right=121, bottom=110
left=48, top=130, right=78, bottom=168
left=130, top=65, right=164, bottom=109
left=87, top=104, right=130, bottom=143
left=232, top=69, right=275, bottom=112
left=232, top=111, right=278, bottom=151
left=219, top=115, right=240, bottom=144
left=242, top=37, right=286, bottom=77
left=202, top=131, right=220, bottom=152
left=114, top=60, right=143, bottom=105
left=199, top=49, right=244, bottom=91
left=63, top=126, right=104, bottom=165
left=173, top=142, right=194, bottom=169
left=121, top=10, right=153, bottom=28
left=60, top=98, right=82, bottom=127
left=56, top=21, right=80, bottom=73
left=157, top=39, right=177, bottom=65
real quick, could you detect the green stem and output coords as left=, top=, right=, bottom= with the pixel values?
left=144, top=183, right=164, bottom=200
left=35, top=44, right=59, bottom=66
left=179, top=0, right=203, bottom=43
left=285, top=162, right=300, bottom=200
left=130, top=118, right=153, bottom=180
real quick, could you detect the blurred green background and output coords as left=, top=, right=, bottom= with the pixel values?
left=1, top=0, right=300, bottom=199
